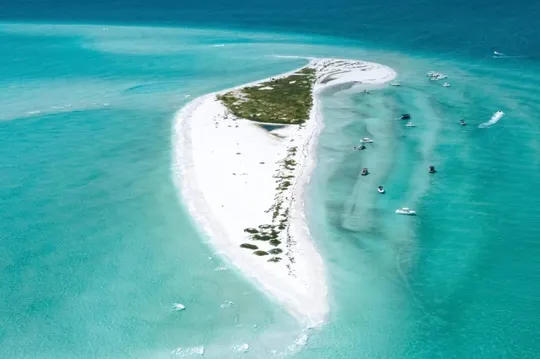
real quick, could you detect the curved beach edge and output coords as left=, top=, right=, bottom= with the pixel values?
left=171, top=58, right=396, bottom=328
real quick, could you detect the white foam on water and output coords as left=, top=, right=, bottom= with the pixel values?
left=220, top=300, right=234, bottom=309
left=231, top=343, right=249, bottom=352
left=268, top=330, right=311, bottom=358
left=170, top=346, right=205, bottom=356
left=479, top=110, right=504, bottom=128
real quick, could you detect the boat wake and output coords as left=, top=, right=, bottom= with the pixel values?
left=492, top=51, right=526, bottom=59
left=479, top=110, right=504, bottom=128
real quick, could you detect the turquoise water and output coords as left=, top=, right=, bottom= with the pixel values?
left=303, top=59, right=540, bottom=358
left=1, top=22, right=540, bottom=359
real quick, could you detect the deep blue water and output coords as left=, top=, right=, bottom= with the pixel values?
left=2, top=0, right=540, bottom=59
left=1, top=1, right=540, bottom=358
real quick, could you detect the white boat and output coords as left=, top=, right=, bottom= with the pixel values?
left=405, top=122, right=416, bottom=127
left=360, top=137, right=373, bottom=143
left=172, top=303, right=185, bottom=311
left=377, top=186, right=385, bottom=194
left=390, top=81, right=401, bottom=86
left=442, top=82, right=450, bottom=87
left=395, top=207, right=416, bottom=215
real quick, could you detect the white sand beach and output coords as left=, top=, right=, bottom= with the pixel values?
left=173, top=58, right=396, bottom=327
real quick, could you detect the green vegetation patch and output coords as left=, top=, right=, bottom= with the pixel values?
left=269, top=239, right=282, bottom=247
left=240, top=243, right=259, bottom=250
left=216, top=68, right=316, bottom=125
left=283, top=159, right=296, bottom=171
left=252, top=234, right=271, bottom=241
left=253, top=250, right=269, bottom=256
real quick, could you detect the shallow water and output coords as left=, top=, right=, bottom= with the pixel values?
left=301, top=56, right=540, bottom=358
left=1, top=22, right=540, bottom=359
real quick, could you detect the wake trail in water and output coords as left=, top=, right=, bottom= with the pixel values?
left=492, top=51, right=528, bottom=59
left=479, top=110, right=504, bottom=128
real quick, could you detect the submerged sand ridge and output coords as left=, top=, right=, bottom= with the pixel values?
left=173, top=58, right=396, bottom=327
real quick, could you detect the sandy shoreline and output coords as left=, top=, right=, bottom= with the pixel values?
left=172, top=58, right=396, bottom=327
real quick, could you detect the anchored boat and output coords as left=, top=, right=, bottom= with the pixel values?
left=400, top=114, right=411, bottom=120
left=395, top=207, right=416, bottom=215
left=172, top=303, right=186, bottom=311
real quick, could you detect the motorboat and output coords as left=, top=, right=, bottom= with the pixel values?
left=390, top=81, right=401, bottom=86
left=400, top=114, right=411, bottom=120
left=405, top=122, right=416, bottom=127
left=460, top=119, right=467, bottom=126
left=361, top=167, right=369, bottom=176
left=395, top=207, right=416, bottom=215
left=172, top=303, right=185, bottom=311
left=429, top=165, right=436, bottom=173
left=434, top=75, right=447, bottom=80
left=377, top=185, right=385, bottom=194
left=361, top=137, right=373, bottom=143
left=354, top=145, right=366, bottom=151
left=442, top=82, right=450, bottom=87
left=428, top=72, right=447, bottom=81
